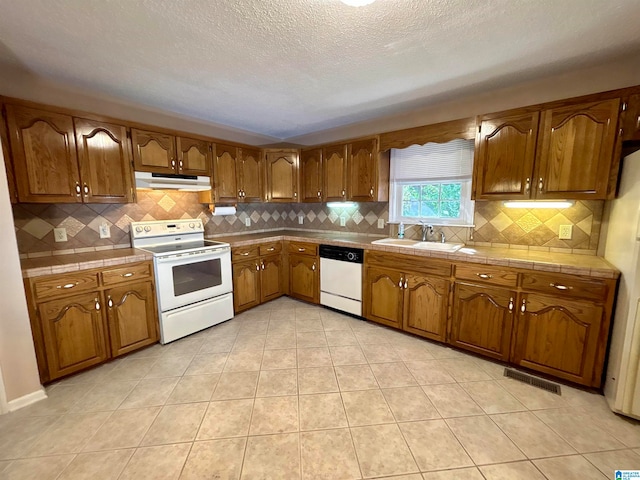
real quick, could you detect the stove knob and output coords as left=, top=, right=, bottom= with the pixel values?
left=189, top=223, right=195, bottom=228
left=135, top=226, right=143, bottom=233
left=144, top=226, right=151, bottom=232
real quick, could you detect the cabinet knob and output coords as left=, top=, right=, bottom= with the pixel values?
left=538, top=178, right=544, bottom=192
left=107, top=296, right=113, bottom=308
left=122, top=272, right=134, bottom=278
left=508, top=297, right=514, bottom=312
left=525, top=178, right=530, bottom=193
left=75, top=183, right=81, bottom=196
left=549, top=283, right=572, bottom=290
left=57, top=282, right=78, bottom=289
left=241, top=252, right=250, bottom=256
left=95, top=298, right=101, bottom=311
left=342, top=190, right=346, bottom=197
left=171, top=159, right=176, bottom=167
left=398, top=277, right=403, bottom=288
left=261, top=261, right=265, bottom=270
left=83, top=183, right=90, bottom=195
left=404, top=279, right=408, bottom=289
left=520, top=299, right=526, bottom=314
left=267, top=247, right=275, bottom=251
left=179, top=160, right=183, bottom=170
left=370, top=187, right=374, bottom=197
left=256, top=263, right=260, bottom=271
left=317, top=191, right=321, bottom=197
left=312, top=262, right=316, bottom=271
left=476, top=273, right=493, bottom=279
left=294, top=192, right=297, bottom=198
left=298, top=248, right=305, bottom=252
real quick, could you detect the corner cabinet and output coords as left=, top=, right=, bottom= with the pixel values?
left=265, top=150, right=299, bottom=202
left=24, top=261, right=159, bottom=383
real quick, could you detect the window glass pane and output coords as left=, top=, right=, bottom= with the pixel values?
left=440, top=201, right=461, bottom=218
left=421, top=201, right=439, bottom=217
left=402, top=185, right=420, bottom=201
left=402, top=201, right=420, bottom=217
left=421, top=184, right=440, bottom=200
left=441, top=183, right=461, bottom=200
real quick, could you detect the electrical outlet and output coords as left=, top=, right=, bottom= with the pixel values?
left=559, top=225, right=573, bottom=240
left=377, top=218, right=385, bottom=229
left=340, top=216, right=346, bottom=227
left=53, top=227, right=67, bottom=242
left=298, top=215, right=304, bottom=225
left=245, top=217, right=251, bottom=227
left=99, top=223, right=110, bottom=239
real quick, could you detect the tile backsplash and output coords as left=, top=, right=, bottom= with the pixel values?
left=12, top=191, right=603, bottom=256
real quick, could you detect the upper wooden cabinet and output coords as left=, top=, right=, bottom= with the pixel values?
left=1, top=110, right=17, bottom=204
left=176, top=136, right=212, bottom=176
left=622, top=94, right=640, bottom=141
left=265, top=150, right=299, bottom=202
left=7, top=105, right=134, bottom=203
left=300, top=147, right=323, bottom=203
left=348, top=137, right=389, bottom=202
left=213, top=143, right=239, bottom=204
left=131, top=128, right=176, bottom=175
left=238, top=147, right=263, bottom=202
left=323, top=144, right=347, bottom=202
left=473, top=98, right=621, bottom=200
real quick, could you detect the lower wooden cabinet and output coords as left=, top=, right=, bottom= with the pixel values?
left=231, top=243, right=284, bottom=313
left=260, top=254, right=283, bottom=303
left=25, top=261, right=159, bottom=383
left=233, top=260, right=261, bottom=313
left=289, top=254, right=319, bottom=304
left=450, top=282, right=515, bottom=361
left=363, top=266, right=403, bottom=329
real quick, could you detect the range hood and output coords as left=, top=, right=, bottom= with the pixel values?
left=134, top=171, right=211, bottom=191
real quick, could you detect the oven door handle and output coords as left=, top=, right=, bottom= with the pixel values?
left=155, top=249, right=229, bottom=264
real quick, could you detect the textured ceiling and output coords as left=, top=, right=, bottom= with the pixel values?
left=1, top=0, right=640, bottom=140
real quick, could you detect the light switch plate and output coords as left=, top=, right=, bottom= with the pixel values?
left=245, top=218, right=251, bottom=227
left=53, top=227, right=67, bottom=242
left=559, top=225, right=573, bottom=240
left=377, top=218, right=385, bottom=229
left=99, top=223, right=110, bottom=239
left=340, top=216, right=346, bottom=227
left=298, top=215, right=304, bottom=225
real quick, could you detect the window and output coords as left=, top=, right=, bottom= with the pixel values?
left=389, top=139, right=474, bottom=226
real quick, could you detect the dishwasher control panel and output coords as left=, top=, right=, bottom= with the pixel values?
left=319, top=244, right=364, bottom=264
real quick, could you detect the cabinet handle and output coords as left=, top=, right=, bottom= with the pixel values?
left=476, top=273, right=493, bottom=279
left=122, top=272, right=134, bottom=277
left=549, top=283, right=573, bottom=290
left=95, top=298, right=101, bottom=311
left=619, top=128, right=624, bottom=137
left=294, top=192, right=297, bottom=198
left=261, top=261, right=265, bottom=270
left=298, top=248, right=305, bottom=252
left=107, top=296, right=113, bottom=308
left=342, top=189, right=345, bottom=197
left=171, top=159, right=176, bottom=167
left=57, top=282, right=78, bottom=289
left=240, top=252, right=250, bottom=256
left=317, top=191, right=321, bottom=197
left=83, top=183, right=90, bottom=195
left=622, top=101, right=628, bottom=111
left=75, top=183, right=81, bottom=196
left=508, top=297, right=514, bottom=312
left=256, top=263, right=260, bottom=271
left=636, top=115, right=640, bottom=129
left=179, top=160, right=183, bottom=170
left=520, top=299, right=526, bottom=314
left=370, top=187, right=374, bottom=197
left=404, top=279, right=408, bottom=289
left=398, top=277, right=403, bottom=288
left=538, top=177, right=544, bottom=192
left=267, top=247, right=275, bottom=251
left=312, top=262, right=316, bottom=271
left=525, top=177, right=530, bottom=193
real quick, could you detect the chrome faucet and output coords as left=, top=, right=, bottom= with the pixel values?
left=421, top=223, right=434, bottom=241
left=439, top=231, right=446, bottom=243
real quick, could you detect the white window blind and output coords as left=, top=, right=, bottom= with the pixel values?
left=390, top=139, right=474, bottom=181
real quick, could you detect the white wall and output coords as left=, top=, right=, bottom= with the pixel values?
left=0, top=139, right=43, bottom=406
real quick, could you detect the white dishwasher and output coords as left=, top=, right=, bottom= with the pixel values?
left=319, top=244, right=364, bottom=316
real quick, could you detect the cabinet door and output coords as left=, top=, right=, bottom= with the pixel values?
left=300, top=148, right=322, bottom=202
left=474, top=111, right=538, bottom=199
left=260, top=254, right=283, bottom=303
left=0, top=109, right=17, bottom=203
left=7, top=104, right=81, bottom=203
left=131, top=128, right=176, bottom=174
left=622, top=94, right=640, bottom=141
left=289, top=254, right=318, bottom=304
left=364, top=266, right=403, bottom=329
left=213, top=143, right=239, bottom=204
left=239, top=147, right=263, bottom=202
left=266, top=151, right=299, bottom=202
left=106, top=281, right=158, bottom=357
left=512, top=293, right=603, bottom=386
left=38, top=292, right=108, bottom=380
left=535, top=99, right=620, bottom=199
left=233, top=260, right=261, bottom=313
left=348, top=138, right=377, bottom=201
left=450, top=282, right=515, bottom=361
left=177, top=136, right=211, bottom=176
left=323, top=144, right=347, bottom=202
left=403, top=273, right=449, bottom=342
left=74, top=118, right=134, bottom=203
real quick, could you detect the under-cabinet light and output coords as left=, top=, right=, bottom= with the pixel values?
left=326, top=202, right=357, bottom=208
left=340, top=0, right=376, bottom=6
left=503, top=201, right=574, bottom=209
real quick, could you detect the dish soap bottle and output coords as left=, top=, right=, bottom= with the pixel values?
left=398, top=222, right=405, bottom=239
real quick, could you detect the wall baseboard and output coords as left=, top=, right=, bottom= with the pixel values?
left=7, top=388, right=47, bottom=412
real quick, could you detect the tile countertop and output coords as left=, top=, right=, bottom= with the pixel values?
left=211, top=229, right=619, bottom=279
left=21, top=248, right=153, bottom=279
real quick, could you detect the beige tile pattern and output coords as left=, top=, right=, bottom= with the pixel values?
left=3, top=297, right=638, bottom=480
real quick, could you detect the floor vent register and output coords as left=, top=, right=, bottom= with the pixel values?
left=503, top=368, right=562, bottom=395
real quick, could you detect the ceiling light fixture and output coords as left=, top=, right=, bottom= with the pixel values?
left=340, top=0, right=376, bottom=6
left=503, top=201, right=574, bottom=209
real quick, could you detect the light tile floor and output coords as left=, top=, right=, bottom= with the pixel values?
left=2, top=297, right=640, bottom=479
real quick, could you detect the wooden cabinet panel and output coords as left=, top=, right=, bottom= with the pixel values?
left=364, top=266, right=403, bottom=329
left=451, top=283, right=515, bottom=361
left=101, top=262, right=152, bottom=287
left=213, top=143, right=239, bottom=204
left=259, top=242, right=282, bottom=256
left=535, top=99, right=620, bottom=199
left=233, top=260, right=261, bottom=313
left=348, top=138, right=377, bottom=201
left=403, top=274, right=449, bottom=342
left=454, top=263, right=518, bottom=288
left=38, top=292, right=108, bottom=379
left=474, top=111, right=538, bottom=199
left=131, top=128, right=176, bottom=174
left=260, top=254, right=283, bottom=303
left=239, top=147, right=263, bottom=202
left=300, top=148, right=322, bottom=202
left=289, top=254, right=318, bottom=304
left=177, top=136, right=211, bottom=176
left=266, top=150, right=298, bottom=202
left=232, top=245, right=260, bottom=262
left=622, top=94, right=640, bottom=141
left=366, top=250, right=452, bottom=278
left=33, top=271, right=99, bottom=301
left=74, top=118, right=134, bottom=204
left=512, top=293, right=603, bottom=386
left=520, top=272, right=608, bottom=301
left=7, top=105, right=81, bottom=203
left=288, top=241, right=318, bottom=257
left=0, top=108, right=17, bottom=203
left=323, top=144, right=347, bottom=202
left=106, top=281, right=158, bottom=357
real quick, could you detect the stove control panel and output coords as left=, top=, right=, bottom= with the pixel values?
left=130, top=219, right=204, bottom=239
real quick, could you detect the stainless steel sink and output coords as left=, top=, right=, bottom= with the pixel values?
left=371, top=238, right=464, bottom=252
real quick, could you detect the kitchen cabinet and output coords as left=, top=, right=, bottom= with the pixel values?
left=131, top=128, right=176, bottom=174
left=622, top=93, right=640, bottom=141
left=231, top=242, right=283, bottom=313
left=323, top=143, right=348, bottom=202
left=176, top=136, right=212, bottom=176
left=364, top=266, right=403, bottom=328
left=24, top=261, right=159, bottom=383
left=265, top=149, right=299, bottom=202
left=300, top=147, right=323, bottom=202
left=232, top=259, right=261, bottom=312
left=287, top=241, right=319, bottom=304
left=239, top=147, right=263, bottom=202
left=260, top=254, right=283, bottom=303
left=213, top=143, right=239, bottom=203
left=0, top=107, right=17, bottom=204
left=347, top=137, right=389, bottom=202
left=473, top=98, right=621, bottom=200
left=403, top=274, right=450, bottom=342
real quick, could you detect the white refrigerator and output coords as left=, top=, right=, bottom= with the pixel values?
left=603, top=149, right=640, bottom=419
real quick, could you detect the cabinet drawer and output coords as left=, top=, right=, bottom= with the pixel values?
left=455, top=263, right=518, bottom=287
left=259, top=242, right=282, bottom=256
left=288, top=241, right=318, bottom=257
left=232, top=246, right=259, bottom=261
left=521, top=272, right=608, bottom=301
left=102, top=262, right=152, bottom=286
left=33, top=271, right=99, bottom=301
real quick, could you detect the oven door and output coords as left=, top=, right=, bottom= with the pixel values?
left=154, top=247, right=232, bottom=312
